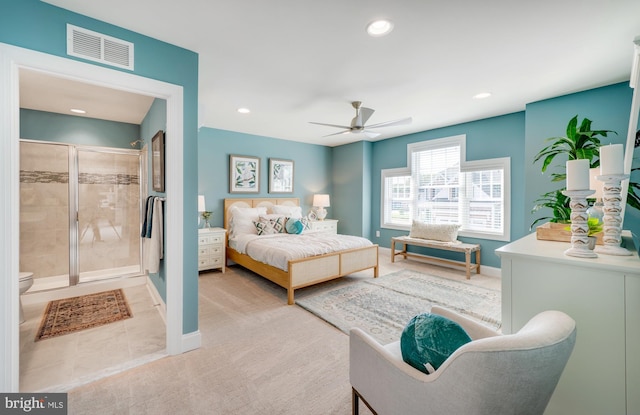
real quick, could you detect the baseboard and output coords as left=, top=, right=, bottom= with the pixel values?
left=182, top=330, right=201, bottom=353
left=145, top=276, right=167, bottom=325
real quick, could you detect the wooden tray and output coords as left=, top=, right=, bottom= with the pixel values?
left=535, top=222, right=603, bottom=245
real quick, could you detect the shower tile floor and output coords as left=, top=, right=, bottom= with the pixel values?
left=19, top=284, right=166, bottom=392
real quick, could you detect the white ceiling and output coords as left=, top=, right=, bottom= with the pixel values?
left=35, top=0, right=640, bottom=146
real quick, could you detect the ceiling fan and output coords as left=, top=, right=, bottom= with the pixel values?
left=310, top=101, right=412, bottom=139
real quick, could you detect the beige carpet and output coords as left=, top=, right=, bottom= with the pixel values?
left=35, top=289, right=132, bottom=341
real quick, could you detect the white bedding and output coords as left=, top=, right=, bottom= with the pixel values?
left=230, top=232, right=373, bottom=271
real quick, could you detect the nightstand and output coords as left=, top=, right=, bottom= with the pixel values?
left=198, top=227, right=226, bottom=272
left=308, top=219, right=338, bottom=234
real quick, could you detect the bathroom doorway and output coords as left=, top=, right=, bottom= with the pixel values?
left=20, top=140, right=144, bottom=291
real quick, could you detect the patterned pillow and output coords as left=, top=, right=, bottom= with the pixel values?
left=253, top=216, right=286, bottom=235
left=300, top=216, right=311, bottom=232
left=285, top=218, right=304, bottom=234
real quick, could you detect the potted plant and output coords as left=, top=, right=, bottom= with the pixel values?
left=531, top=115, right=615, bottom=231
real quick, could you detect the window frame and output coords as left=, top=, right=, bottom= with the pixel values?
left=380, top=135, right=510, bottom=241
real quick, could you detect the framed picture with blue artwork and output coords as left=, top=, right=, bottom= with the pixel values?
left=229, top=154, right=260, bottom=193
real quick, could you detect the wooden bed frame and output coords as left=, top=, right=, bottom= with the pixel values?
left=224, top=198, right=379, bottom=304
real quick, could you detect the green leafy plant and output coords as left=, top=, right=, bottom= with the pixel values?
left=530, top=189, right=571, bottom=230
left=533, top=115, right=615, bottom=182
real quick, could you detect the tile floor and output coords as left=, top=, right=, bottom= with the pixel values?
left=19, top=283, right=166, bottom=392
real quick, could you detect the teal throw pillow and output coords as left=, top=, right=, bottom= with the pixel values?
left=400, top=313, right=471, bottom=374
left=286, top=218, right=304, bottom=234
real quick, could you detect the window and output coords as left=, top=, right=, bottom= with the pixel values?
left=381, top=135, right=510, bottom=241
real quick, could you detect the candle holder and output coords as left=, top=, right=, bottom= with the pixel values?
left=595, top=174, right=632, bottom=256
left=561, top=189, right=597, bottom=258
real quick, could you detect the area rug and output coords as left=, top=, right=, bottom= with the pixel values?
left=35, top=289, right=132, bottom=341
left=296, top=269, right=501, bottom=344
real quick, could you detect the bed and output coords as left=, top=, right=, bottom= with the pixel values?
left=224, top=198, right=379, bottom=304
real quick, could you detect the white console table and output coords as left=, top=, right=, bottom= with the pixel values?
left=496, top=232, right=639, bottom=415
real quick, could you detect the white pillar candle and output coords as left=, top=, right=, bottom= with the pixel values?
left=566, top=159, right=590, bottom=190
left=600, top=144, right=624, bottom=175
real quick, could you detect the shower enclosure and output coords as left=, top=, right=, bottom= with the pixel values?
left=20, top=140, right=143, bottom=290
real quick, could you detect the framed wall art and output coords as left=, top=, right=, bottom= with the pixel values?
left=229, top=154, right=260, bottom=193
left=268, top=158, right=294, bottom=193
left=151, top=130, right=165, bottom=192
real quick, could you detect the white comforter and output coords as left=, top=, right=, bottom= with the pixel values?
left=230, top=232, right=373, bottom=271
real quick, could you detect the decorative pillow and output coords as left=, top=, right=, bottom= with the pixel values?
left=253, top=216, right=286, bottom=235
left=409, top=221, right=460, bottom=242
left=400, top=313, right=471, bottom=374
left=272, top=205, right=303, bottom=218
left=285, top=218, right=304, bottom=234
left=229, top=206, right=267, bottom=238
left=299, top=216, right=311, bottom=232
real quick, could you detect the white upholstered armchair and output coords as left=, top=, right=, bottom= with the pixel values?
left=349, top=306, right=576, bottom=415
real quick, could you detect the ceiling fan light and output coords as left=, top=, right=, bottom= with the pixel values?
left=367, top=20, right=393, bottom=37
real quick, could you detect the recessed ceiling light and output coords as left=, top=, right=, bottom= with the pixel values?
left=70, top=108, right=86, bottom=114
left=237, top=108, right=250, bottom=114
left=366, top=19, right=394, bottom=37
left=473, top=92, right=492, bottom=100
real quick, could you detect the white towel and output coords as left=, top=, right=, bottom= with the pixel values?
left=144, top=197, right=164, bottom=273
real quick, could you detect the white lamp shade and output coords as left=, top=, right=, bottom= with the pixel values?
left=198, top=195, right=206, bottom=212
left=313, top=194, right=330, bottom=207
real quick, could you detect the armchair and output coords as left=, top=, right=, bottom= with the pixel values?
left=349, top=306, right=576, bottom=415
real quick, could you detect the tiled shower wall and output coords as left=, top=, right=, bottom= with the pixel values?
left=20, top=141, right=141, bottom=282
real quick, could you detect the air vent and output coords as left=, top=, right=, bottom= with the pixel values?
left=67, top=24, right=134, bottom=70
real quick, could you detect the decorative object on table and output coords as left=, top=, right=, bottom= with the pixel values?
left=587, top=168, right=605, bottom=223
left=229, top=154, right=260, bottom=193
left=198, top=195, right=210, bottom=228
left=596, top=144, right=632, bottom=256
left=312, top=194, right=330, bottom=220
left=562, top=159, right=597, bottom=258
left=151, top=130, right=165, bottom=192
left=268, top=158, right=294, bottom=193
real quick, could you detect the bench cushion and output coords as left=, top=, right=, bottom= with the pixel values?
left=409, top=221, right=460, bottom=242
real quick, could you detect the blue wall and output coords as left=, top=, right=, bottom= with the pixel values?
left=198, top=128, right=333, bottom=226
left=20, top=109, right=140, bottom=147
left=2, top=0, right=199, bottom=335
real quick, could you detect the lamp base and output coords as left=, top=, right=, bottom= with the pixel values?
left=564, top=246, right=598, bottom=258
left=316, top=207, right=327, bottom=221
left=595, top=245, right=632, bottom=256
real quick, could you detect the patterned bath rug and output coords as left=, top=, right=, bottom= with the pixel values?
left=35, top=289, right=132, bottom=341
left=296, top=269, right=500, bottom=344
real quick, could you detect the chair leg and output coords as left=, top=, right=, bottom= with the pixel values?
left=352, top=388, right=359, bottom=415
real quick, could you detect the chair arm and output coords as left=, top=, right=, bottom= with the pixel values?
left=431, top=305, right=500, bottom=340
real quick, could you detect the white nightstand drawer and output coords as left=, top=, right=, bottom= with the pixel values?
left=198, top=227, right=226, bottom=272
left=308, top=219, right=338, bottom=234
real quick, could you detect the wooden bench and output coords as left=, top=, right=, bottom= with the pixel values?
left=391, top=236, right=481, bottom=279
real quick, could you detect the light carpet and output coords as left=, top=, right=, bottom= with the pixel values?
left=296, top=269, right=501, bottom=344
left=35, top=289, right=133, bottom=341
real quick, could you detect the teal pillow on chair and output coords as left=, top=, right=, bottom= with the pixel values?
left=400, top=313, right=471, bottom=374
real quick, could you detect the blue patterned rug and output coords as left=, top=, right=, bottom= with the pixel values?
left=296, top=269, right=501, bottom=344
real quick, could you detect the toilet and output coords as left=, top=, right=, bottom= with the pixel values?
left=19, top=272, right=34, bottom=324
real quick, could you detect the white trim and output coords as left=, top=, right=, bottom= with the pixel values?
left=146, top=275, right=167, bottom=324
left=407, top=134, right=466, bottom=170
left=0, top=42, right=186, bottom=392
left=181, top=330, right=202, bottom=353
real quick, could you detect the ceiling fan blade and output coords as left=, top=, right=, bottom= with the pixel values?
left=363, top=131, right=381, bottom=139
left=323, top=130, right=351, bottom=137
left=309, top=121, right=352, bottom=129
left=360, top=107, right=375, bottom=125
left=366, top=117, right=412, bottom=129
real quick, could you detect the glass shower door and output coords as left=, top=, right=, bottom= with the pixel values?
left=77, top=148, right=142, bottom=283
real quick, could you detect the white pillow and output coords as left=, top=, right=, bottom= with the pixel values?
left=409, top=221, right=460, bottom=242
left=272, top=204, right=302, bottom=218
left=229, top=206, right=267, bottom=238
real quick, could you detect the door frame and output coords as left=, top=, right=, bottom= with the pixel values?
left=0, top=43, right=186, bottom=391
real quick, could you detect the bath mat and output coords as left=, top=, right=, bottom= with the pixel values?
left=296, top=269, right=500, bottom=345
left=35, top=289, right=132, bottom=341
